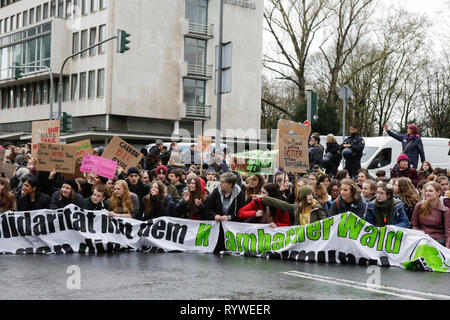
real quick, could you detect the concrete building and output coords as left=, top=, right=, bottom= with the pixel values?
left=0, top=0, right=262, bottom=147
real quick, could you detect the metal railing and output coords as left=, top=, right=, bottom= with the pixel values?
left=188, top=21, right=214, bottom=38
left=187, top=63, right=213, bottom=78
left=186, top=104, right=212, bottom=119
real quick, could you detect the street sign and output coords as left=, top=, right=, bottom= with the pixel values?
left=338, top=85, right=353, bottom=101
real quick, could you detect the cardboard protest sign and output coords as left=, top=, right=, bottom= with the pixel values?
left=0, top=162, right=16, bottom=180
left=69, top=139, right=93, bottom=162
left=101, top=136, right=143, bottom=171
left=197, top=135, right=212, bottom=153
left=36, top=143, right=78, bottom=174
left=230, top=150, right=278, bottom=175
left=31, top=120, right=60, bottom=158
left=205, top=181, right=221, bottom=194
left=275, top=119, right=311, bottom=173
left=80, top=153, right=117, bottom=180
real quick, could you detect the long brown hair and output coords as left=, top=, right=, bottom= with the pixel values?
left=396, top=177, right=420, bottom=208
left=246, top=174, right=265, bottom=199
left=419, top=182, right=441, bottom=217
left=0, top=178, right=16, bottom=211
left=314, top=183, right=329, bottom=205
left=58, top=184, right=78, bottom=203
left=186, top=177, right=205, bottom=218
left=109, top=180, right=134, bottom=214
left=143, top=181, right=166, bottom=217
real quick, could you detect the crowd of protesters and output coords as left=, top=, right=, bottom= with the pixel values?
left=0, top=124, right=449, bottom=249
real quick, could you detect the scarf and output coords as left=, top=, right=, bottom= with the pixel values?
left=375, top=197, right=395, bottom=227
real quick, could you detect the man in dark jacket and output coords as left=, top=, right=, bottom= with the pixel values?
left=203, top=172, right=246, bottom=221
left=146, top=139, right=164, bottom=171
left=341, top=125, right=365, bottom=179
left=309, top=135, right=324, bottom=170
left=126, top=167, right=150, bottom=203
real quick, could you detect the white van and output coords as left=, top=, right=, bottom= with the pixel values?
left=359, top=137, right=449, bottom=178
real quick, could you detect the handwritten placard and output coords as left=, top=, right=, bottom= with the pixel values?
left=31, top=120, right=60, bottom=158
left=279, top=134, right=309, bottom=173
left=101, top=136, right=143, bottom=171
left=80, top=153, right=117, bottom=179
left=69, top=139, right=93, bottom=161
left=197, top=135, right=212, bottom=153
left=36, top=143, right=77, bottom=174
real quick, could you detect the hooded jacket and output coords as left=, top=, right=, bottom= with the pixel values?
left=203, top=184, right=245, bottom=221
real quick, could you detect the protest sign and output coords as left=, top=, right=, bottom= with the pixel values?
left=230, top=150, right=278, bottom=175
left=36, top=143, right=77, bottom=174
left=101, top=136, right=143, bottom=171
left=31, top=120, right=60, bottom=158
left=197, top=135, right=212, bottom=153
left=0, top=162, right=16, bottom=180
left=69, top=139, right=93, bottom=162
left=80, top=153, right=117, bottom=179
left=206, top=181, right=221, bottom=194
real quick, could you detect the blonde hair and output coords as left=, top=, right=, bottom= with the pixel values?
left=109, top=180, right=133, bottom=214
left=326, top=134, right=337, bottom=144
left=419, top=182, right=441, bottom=217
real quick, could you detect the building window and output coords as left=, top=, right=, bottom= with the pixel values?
left=63, top=76, right=70, bottom=101
left=41, top=81, right=48, bottom=105
left=100, top=0, right=107, bottom=10
left=72, top=32, right=79, bottom=55
left=71, top=74, right=78, bottom=100
left=34, top=83, right=41, bottom=105
left=43, top=3, right=49, bottom=19
left=79, top=72, right=86, bottom=99
left=73, top=0, right=79, bottom=18
left=186, top=0, right=208, bottom=25
left=29, top=8, right=35, bottom=25
left=22, top=11, right=28, bottom=27
left=50, top=0, right=56, bottom=17
left=66, top=0, right=72, bottom=19
left=4, top=17, right=9, bottom=33
left=97, top=68, right=104, bottom=97
left=58, top=0, right=64, bottom=18
left=80, top=29, right=88, bottom=57
left=27, top=84, right=33, bottom=106
left=89, top=27, right=96, bottom=55
left=88, top=70, right=95, bottom=98
left=98, top=24, right=106, bottom=54
left=81, top=0, right=88, bottom=15
left=16, top=13, right=21, bottom=29
left=36, top=5, right=42, bottom=22
left=10, top=15, right=15, bottom=31
left=183, top=78, right=205, bottom=106
left=91, top=0, right=98, bottom=13
left=184, top=37, right=206, bottom=66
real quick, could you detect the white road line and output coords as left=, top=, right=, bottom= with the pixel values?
left=283, top=271, right=427, bottom=300
left=285, top=270, right=450, bottom=300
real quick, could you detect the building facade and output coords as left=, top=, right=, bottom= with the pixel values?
left=0, top=0, right=262, bottom=144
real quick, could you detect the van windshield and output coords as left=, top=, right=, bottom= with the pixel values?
left=361, top=147, right=378, bottom=164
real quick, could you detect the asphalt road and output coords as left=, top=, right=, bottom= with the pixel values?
left=0, top=251, right=449, bottom=301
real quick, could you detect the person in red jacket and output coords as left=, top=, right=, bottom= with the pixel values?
left=238, top=183, right=291, bottom=228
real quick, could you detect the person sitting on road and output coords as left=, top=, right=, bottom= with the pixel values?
left=245, top=174, right=265, bottom=204
left=152, top=165, right=181, bottom=203
left=50, top=178, right=83, bottom=209
left=411, top=182, right=449, bottom=248
left=329, top=179, right=367, bottom=219
left=239, top=183, right=291, bottom=228
left=174, top=177, right=207, bottom=220
left=107, top=180, right=140, bottom=219
left=168, top=168, right=187, bottom=198
left=126, top=166, right=150, bottom=203
left=393, top=177, right=421, bottom=221
left=82, top=184, right=110, bottom=211
left=203, top=172, right=246, bottom=222
left=365, top=182, right=410, bottom=228
left=390, top=154, right=420, bottom=187
left=139, top=180, right=176, bottom=221
left=17, top=176, right=51, bottom=211
left=361, top=180, right=377, bottom=202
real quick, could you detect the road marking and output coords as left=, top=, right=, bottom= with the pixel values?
left=283, top=271, right=450, bottom=300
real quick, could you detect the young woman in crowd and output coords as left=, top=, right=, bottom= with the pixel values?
left=307, top=173, right=318, bottom=188
left=140, top=180, right=176, bottom=221
left=107, top=180, right=140, bottom=219
left=258, top=185, right=326, bottom=226
left=327, top=179, right=340, bottom=202
left=17, top=176, right=51, bottom=211
left=329, top=179, right=367, bottom=219
left=0, top=177, right=17, bottom=214
left=361, top=180, right=377, bottom=202
left=411, top=182, right=449, bottom=248
left=239, top=183, right=291, bottom=227
left=365, top=182, right=410, bottom=228
left=288, top=177, right=308, bottom=204
left=318, top=174, right=331, bottom=191
left=50, top=178, right=84, bottom=209
left=82, top=184, right=110, bottom=211
left=356, top=170, right=371, bottom=189
left=245, top=174, right=265, bottom=203
left=418, top=161, right=433, bottom=180
left=314, top=183, right=332, bottom=215
left=335, top=169, right=350, bottom=182
left=175, top=177, right=207, bottom=220
left=322, top=134, right=341, bottom=177
left=394, top=177, right=421, bottom=221
left=274, top=172, right=291, bottom=200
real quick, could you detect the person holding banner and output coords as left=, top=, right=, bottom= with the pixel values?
left=174, top=177, right=207, bottom=220
left=245, top=174, right=265, bottom=204
left=108, top=180, right=140, bottom=219
left=239, top=183, right=290, bottom=228
left=126, top=167, right=150, bottom=203
left=139, top=181, right=176, bottom=220
left=17, top=176, right=51, bottom=211
left=411, top=182, right=450, bottom=248
left=329, top=179, right=367, bottom=219
left=50, top=178, right=84, bottom=209
left=0, top=178, right=17, bottom=214
left=365, top=182, right=410, bottom=228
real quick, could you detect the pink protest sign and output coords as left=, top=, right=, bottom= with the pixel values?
left=80, top=153, right=117, bottom=179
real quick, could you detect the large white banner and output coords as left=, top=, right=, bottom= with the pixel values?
left=0, top=205, right=220, bottom=255
left=222, top=212, right=450, bottom=273
left=0, top=206, right=449, bottom=273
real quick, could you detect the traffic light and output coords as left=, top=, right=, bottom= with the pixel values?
left=14, top=63, right=23, bottom=80
left=61, top=112, right=73, bottom=132
left=117, top=29, right=131, bottom=53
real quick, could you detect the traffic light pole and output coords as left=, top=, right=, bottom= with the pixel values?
left=9, top=65, right=54, bottom=120
left=57, top=34, right=119, bottom=120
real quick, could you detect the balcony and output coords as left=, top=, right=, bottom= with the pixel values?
left=185, top=104, right=212, bottom=120
left=187, top=21, right=214, bottom=39
left=187, top=63, right=213, bottom=79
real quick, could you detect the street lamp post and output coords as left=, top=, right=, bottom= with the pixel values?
left=216, top=0, right=224, bottom=150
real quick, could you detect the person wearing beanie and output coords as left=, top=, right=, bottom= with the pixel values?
left=126, top=166, right=150, bottom=203
left=390, top=154, right=420, bottom=187
left=257, top=184, right=326, bottom=226
left=384, top=123, right=425, bottom=169
left=152, top=165, right=181, bottom=203
left=50, top=178, right=83, bottom=209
